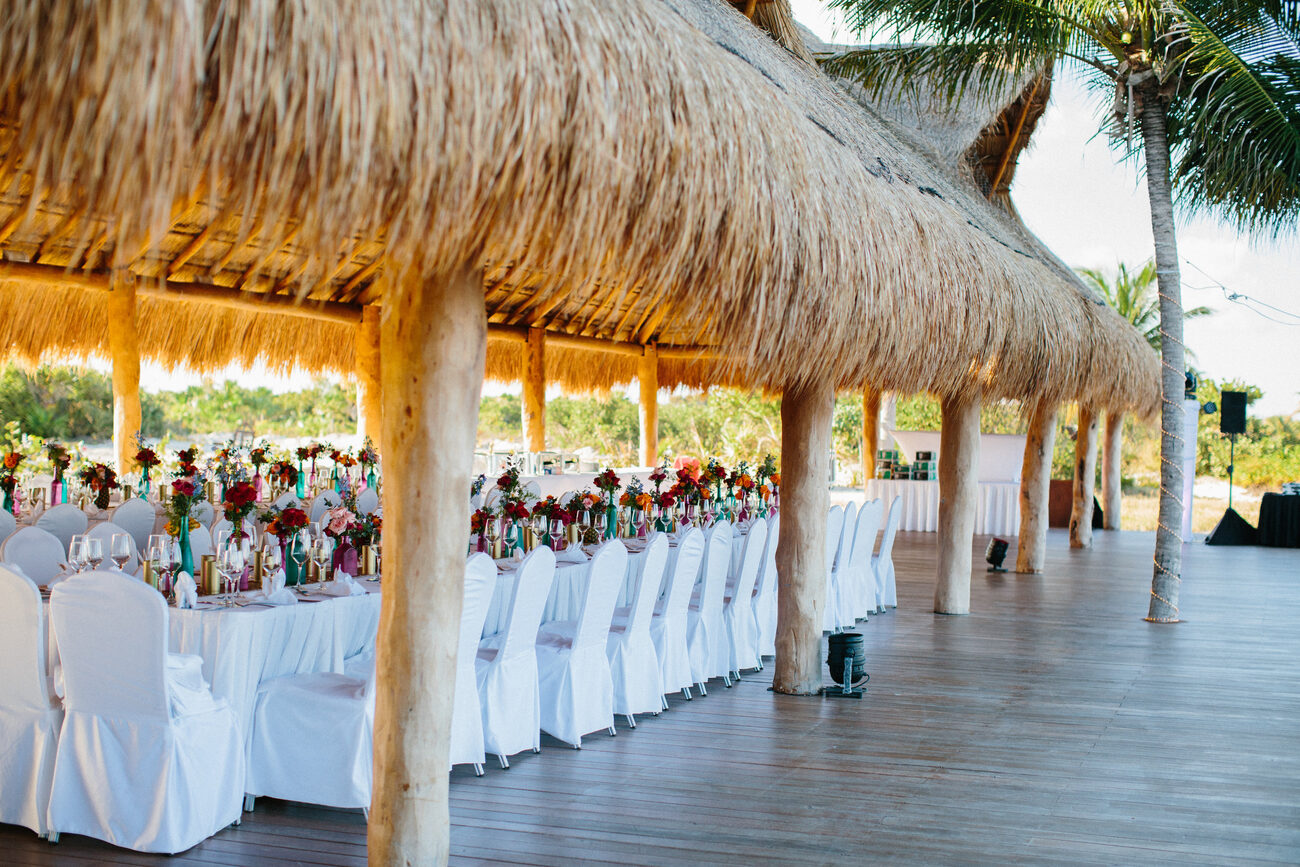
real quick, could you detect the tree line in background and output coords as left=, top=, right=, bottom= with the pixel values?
left=0, top=363, right=1295, bottom=488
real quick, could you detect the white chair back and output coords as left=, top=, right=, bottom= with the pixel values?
left=851, top=500, right=883, bottom=571
left=86, top=521, right=140, bottom=571
left=825, top=506, right=845, bottom=572
left=483, top=487, right=502, bottom=509
left=191, top=500, right=214, bottom=527
left=522, top=481, right=541, bottom=501
left=699, top=521, right=733, bottom=614
left=111, top=498, right=156, bottom=553
left=272, top=491, right=299, bottom=509
left=310, top=490, right=342, bottom=522
left=2, top=526, right=66, bottom=585
left=37, top=503, right=88, bottom=551
left=498, top=546, right=557, bottom=660
left=626, top=533, right=669, bottom=637
left=573, top=540, right=628, bottom=651
left=659, top=527, right=704, bottom=622
left=0, top=565, right=50, bottom=713
left=356, top=488, right=380, bottom=516
left=878, top=496, right=902, bottom=563
left=452, top=555, right=496, bottom=766
left=732, top=518, right=767, bottom=607
left=838, top=501, right=858, bottom=568
left=0, top=507, right=16, bottom=540
left=49, top=570, right=170, bottom=720
left=754, top=512, right=779, bottom=602
left=189, top=524, right=214, bottom=558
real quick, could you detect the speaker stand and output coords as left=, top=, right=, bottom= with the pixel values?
left=1206, top=435, right=1258, bottom=546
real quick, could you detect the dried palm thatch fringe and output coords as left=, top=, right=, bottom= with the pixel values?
left=0, top=0, right=1156, bottom=417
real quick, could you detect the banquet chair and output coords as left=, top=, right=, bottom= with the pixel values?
left=36, top=504, right=88, bottom=552
left=246, top=670, right=376, bottom=810
left=752, top=512, right=779, bottom=660
left=309, top=489, right=342, bottom=522
left=191, top=500, right=215, bottom=527
left=607, top=532, right=669, bottom=726
left=822, top=505, right=848, bottom=632
left=649, top=526, right=704, bottom=702
left=475, top=546, right=556, bottom=768
left=873, top=496, right=902, bottom=611
left=2, top=526, right=67, bottom=586
left=535, top=539, right=626, bottom=747
left=686, top=520, right=734, bottom=694
left=722, top=517, right=767, bottom=679
left=0, top=565, right=62, bottom=838
left=46, top=570, right=243, bottom=853
left=356, top=487, right=380, bottom=516
left=112, top=497, right=157, bottom=553
left=449, top=554, right=495, bottom=774
left=189, top=523, right=215, bottom=559
left=0, top=505, right=16, bottom=539
left=272, top=491, right=299, bottom=509
left=86, top=521, right=141, bottom=576
left=846, top=500, right=884, bottom=620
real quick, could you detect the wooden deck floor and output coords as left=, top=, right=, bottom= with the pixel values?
left=5, top=529, right=1299, bottom=865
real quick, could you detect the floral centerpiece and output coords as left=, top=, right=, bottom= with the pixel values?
left=357, top=438, right=380, bottom=490
left=470, top=473, right=487, bottom=502
left=618, top=477, right=651, bottom=537
left=593, top=468, right=621, bottom=539
left=496, top=457, right=533, bottom=553
left=0, top=446, right=23, bottom=513
left=176, top=446, right=201, bottom=478
left=651, top=484, right=677, bottom=532
left=78, top=462, right=119, bottom=510
left=294, top=445, right=311, bottom=496
left=530, top=496, right=571, bottom=546
left=134, top=435, right=161, bottom=499
left=470, top=505, right=497, bottom=553
left=165, top=476, right=205, bottom=577
left=221, top=481, right=258, bottom=543
left=702, top=458, right=728, bottom=506
left=211, top=442, right=246, bottom=501
left=262, top=504, right=310, bottom=584
left=330, top=447, right=356, bottom=493
left=268, top=459, right=298, bottom=490
left=306, top=442, right=328, bottom=489
left=755, top=454, right=778, bottom=513
left=323, top=503, right=360, bottom=575
left=248, top=440, right=271, bottom=499
left=733, top=464, right=755, bottom=520
left=47, top=442, right=70, bottom=504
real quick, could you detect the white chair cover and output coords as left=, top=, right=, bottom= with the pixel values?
left=535, top=539, right=626, bottom=746
left=356, top=487, right=380, bottom=516
left=0, top=506, right=16, bottom=540
left=607, top=533, right=669, bottom=720
left=873, top=496, right=902, bottom=610
left=47, top=570, right=243, bottom=853
left=247, top=670, right=374, bottom=809
left=309, top=490, right=343, bottom=523
left=189, top=524, right=214, bottom=558
left=210, top=517, right=232, bottom=543
left=475, top=546, right=556, bottom=764
left=272, top=491, right=299, bottom=509
left=0, top=565, right=62, bottom=836
left=823, top=506, right=848, bottom=631
left=111, top=498, right=157, bottom=553
left=36, top=504, right=88, bottom=551
left=723, top=518, right=767, bottom=676
left=687, top=521, right=733, bottom=688
left=2, top=526, right=67, bottom=586
left=451, top=554, right=495, bottom=771
left=847, top=500, right=884, bottom=619
left=650, top=527, right=704, bottom=695
left=191, top=500, right=214, bottom=528
left=86, top=521, right=141, bottom=576
left=752, top=512, right=779, bottom=658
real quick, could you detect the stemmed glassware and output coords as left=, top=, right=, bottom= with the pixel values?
left=146, top=535, right=167, bottom=590
left=110, top=533, right=133, bottom=572
left=68, top=535, right=87, bottom=573
left=369, top=538, right=381, bottom=581
left=290, top=528, right=310, bottom=589
left=261, top=538, right=282, bottom=586
left=484, top=516, right=500, bottom=556
left=85, top=537, right=105, bottom=570
left=312, top=536, right=332, bottom=583
left=592, top=509, right=606, bottom=540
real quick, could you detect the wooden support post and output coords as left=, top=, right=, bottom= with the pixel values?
left=935, top=394, right=981, bottom=615
left=638, top=344, right=659, bottom=467
left=356, top=304, right=382, bottom=444
left=1102, top=410, right=1123, bottom=530
left=772, top=379, right=833, bottom=695
left=370, top=267, right=485, bottom=866
left=522, top=326, right=546, bottom=453
left=108, top=270, right=141, bottom=476
left=861, top=388, right=880, bottom=492
left=1070, top=404, right=1100, bottom=548
left=1015, top=401, right=1058, bottom=574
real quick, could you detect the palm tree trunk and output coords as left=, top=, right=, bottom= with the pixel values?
left=1136, top=82, right=1184, bottom=623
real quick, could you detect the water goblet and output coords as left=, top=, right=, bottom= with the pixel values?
left=85, top=537, right=105, bottom=570
left=68, top=535, right=88, bottom=573
left=110, top=533, right=133, bottom=572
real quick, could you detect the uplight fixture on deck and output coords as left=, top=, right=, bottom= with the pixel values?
left=985, top=537, right=1009, bottom=572
left=822, top=633, right=868, bottom=699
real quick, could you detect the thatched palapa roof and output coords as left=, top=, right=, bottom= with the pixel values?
left=0, top=0, right=1155, bottom=414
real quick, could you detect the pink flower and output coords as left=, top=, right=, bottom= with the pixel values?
left=326, top=507, right=356, bottom=537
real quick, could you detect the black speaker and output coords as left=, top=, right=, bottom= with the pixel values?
left=1221, top=391, right=1247, bottom=434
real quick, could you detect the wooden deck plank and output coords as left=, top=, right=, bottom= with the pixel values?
left=3, top=528, right=1297, bottom=864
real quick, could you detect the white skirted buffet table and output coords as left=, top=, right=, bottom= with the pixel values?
left=865, top=479, right=1020, bottom=535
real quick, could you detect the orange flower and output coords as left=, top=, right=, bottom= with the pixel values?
left=770, top=472, right=781, bottom=487
left=636, top=492, right=653, bottom=510
left=3, top=453, right=18, bottom=469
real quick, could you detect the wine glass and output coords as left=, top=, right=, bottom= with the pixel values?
left=213, top=527, right=231, bottom=556
left=369, top=538, right=382, bottom=580
left=549, top=517, right=564, bottom=549
left=290, top=529, right=310, bottom=588
left=262, top=540, right=282, bottom=585
left=85, top=537, right=105, bottom=570
left=68, top=535, right=87, bottom=573
left=313, top=538, right=332, bottom=583
left=593, top=509, right=606, bottom=539
left=110, top=533, right=133, bottom=572
left=146, top=536, right=166, bottom=589
left=532, top=512, right=548, bottom=545
left=484, top=515, right=500, bottom=555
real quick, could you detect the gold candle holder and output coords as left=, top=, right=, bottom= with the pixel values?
left=249, top=551, right=264, bottom=591
left=204, top=481, right=217, bottom=504
left=491, top=537, right=505, bottom=559
left=306, top=560, right=319, bottom=583
left=357, top=545, right=373, bottom=576
left=122, top=484, right=133, bottom=501
left=159, top=484, right=171, bottom=505
left=522, top=527, right=535, bottom=553
left=143, top=561, right=156, bottom=590
left=200, top=554, right=219, bottom=596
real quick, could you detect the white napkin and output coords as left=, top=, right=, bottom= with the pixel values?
left=323, top=570, right=366, bottom=597
left=174, top=571, right=198, bottom=609
left=259, top=568, right=297, bottom=605
left=556, top=546, right=588, bottom=564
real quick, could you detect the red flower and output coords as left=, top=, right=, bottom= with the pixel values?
left=659, top=492, right=676, bottom=509
left=279, top=507, right=309, bottom=531
left=224, top=481, right=257, bottom=508
left=172, top=479, right=196, bottom=497
left=497, top=473, right=512, bottom=489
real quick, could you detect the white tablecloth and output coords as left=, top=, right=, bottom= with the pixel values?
left=865, top=479, right=1020, bottom=536
left=168, top=585, right=382, bottom=746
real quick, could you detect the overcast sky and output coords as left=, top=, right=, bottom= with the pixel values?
left=792, top=0, right=1300, bottom=419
